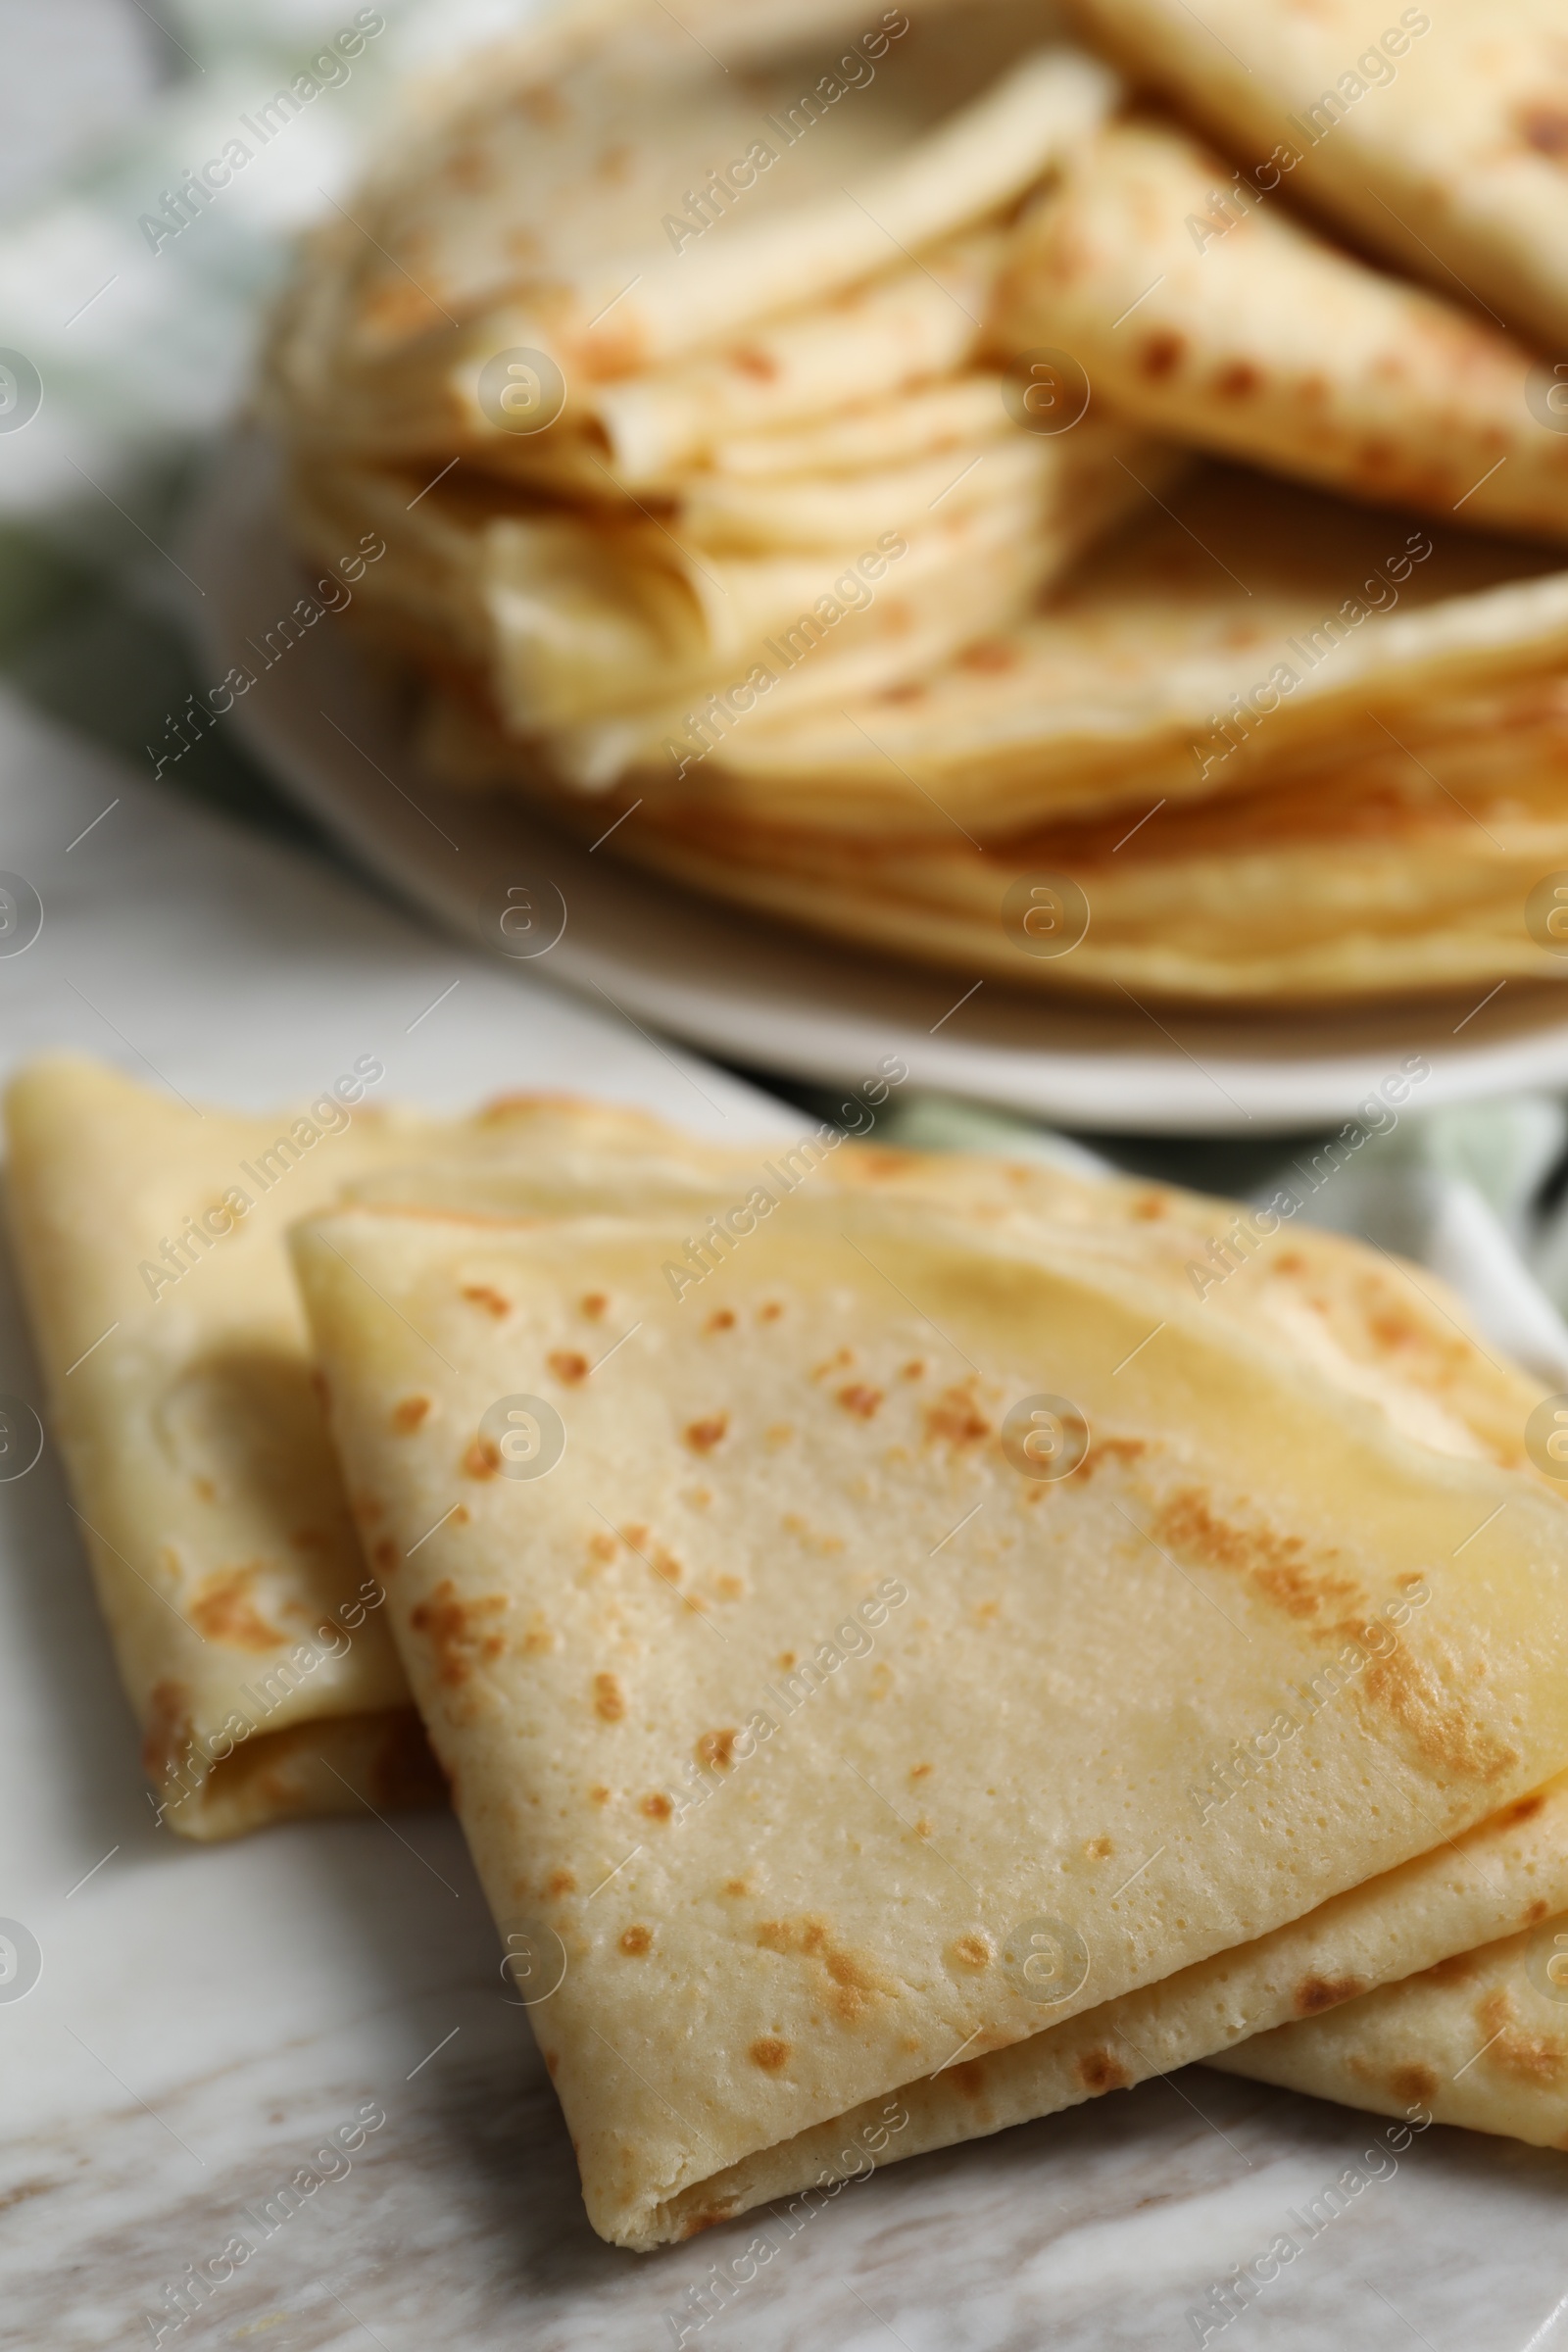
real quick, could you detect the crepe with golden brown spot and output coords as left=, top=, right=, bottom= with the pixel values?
left=1, top=1055, right=702, bottom=1837
left=1211, top=1901, right=1568, bottom=2150
left=501, top=678, right=1568, bottom=1003
left=415, top=463, right=1568, bottom=844
left=999, top=119, right=1568, bottom=541
left=290, top=1187, right=1568, bottom=2244
left=1069, top=0, right=1568, bottom=350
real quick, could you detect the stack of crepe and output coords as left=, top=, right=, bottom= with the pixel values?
left=269, top=2, right=1157, bottom=777
left=264, top=0, right=1568, bottom=1004
left=16, top=1052, right=1568, bottom=2245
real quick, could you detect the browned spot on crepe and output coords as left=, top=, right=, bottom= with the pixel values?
left=1519, top=103, right=1568, bottom=159
left=925, top=1387, right=991, bottom=1446
left=1293, top=1973, right=1367, bottom=2017
left=1077, top=2049, right=1131, bottom=2094
left=409, top=1580, right=510, bottom=1685
left=756, top=1917, right=894, bottom=2023
left=1350, top=2056, right=1439, bottom=2106
left=1474, top=1988, right=1568, bottom=2085
left=1154, top=1489, right=1359, bottom=1619
left=462, top=1285, right=510, bottom=1318
left=188, top=1568, right=290, bottom=1652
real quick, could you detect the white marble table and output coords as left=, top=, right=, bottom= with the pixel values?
left=3, top=695, right=1567, bottom=2352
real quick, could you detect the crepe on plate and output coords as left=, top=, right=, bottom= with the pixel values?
left=290, top=1186, right=1568, bottom=2244
left=265, top=0, right=1568, bottom=1007
left=1000, top=117, right=1568, bottom=540
left=529, top=676, right=1568, bottom=1004
left=1068, top=0, right=1568, bottom=350
left=416, top=463, right=1568, bottom=841
left=267, top=1, right=1109, bottom=449
left=289, top=414, right=1163, bottom=775
left=268, top=1, right=1181, bottom=777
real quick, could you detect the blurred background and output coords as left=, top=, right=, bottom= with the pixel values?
left=0, top=0, right=529, bottom=845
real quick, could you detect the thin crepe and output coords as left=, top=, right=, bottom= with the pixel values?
left=349, top=1135, right=1549, bottom=1479
left=999, top=119, right=1568, bottom=540
left=0, top=1056, right=702, bottom=1838
left=271, top=237, right=1005, bottom=489
left=267, top=4, right=1110, bottom=446
left=1069, top=0, right=1568, bottom=351
left=12, top=1052, right=1549, bottom=1860
left=417, top=466, right=1568, bottom=831
left=291, top=1188, right=1568, bottom=2244
left=541, top=685, right=1568, bottom=1002
left=1211, top=1902, right=1568, bottom=2150
left=21, top=1054, right=1568, bottom=2184
left=648, top=1774, right=1568, bottom=2226
left=289, top=420, right=1163, bottom=760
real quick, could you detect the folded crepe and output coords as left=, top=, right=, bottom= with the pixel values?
left=619, top=1774, right=1568, bottom=2217
left=0, top=1055, right=721, bottom=1838
left=1211, top=1900, right=1568, bottom=2150
left=265, top=1, right=1165, bottom=795
left=275, top=233, right=1006, bottom=488
left=290, top=1184, right=1568, bottom=2244
left=263, top=0, right=1568, bottom=1007
left=350, top=1128, right=1550, bottom=1478
left=533, top=676, right=1568, bottom=1002
left=419, top=464, right=1568, bottom=841
left=12, top=1051, right=1556, bottom=1850
left=287, top=420, right=1167, bottom=768
left=267, top=2, right=1111, bottom=448
left=340, top=1133, right=1568, bottom=2183
left=1068, top=0, right=1568, bottom=351
left=19, top=1054, right=1568, bottom=2180
left=999, top=118, right=1568, bottom=541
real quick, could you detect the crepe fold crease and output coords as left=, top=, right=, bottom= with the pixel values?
left=1210, top=1895, right=1568, bottom=2151
left=290, top=1187, right=1568, bottom=2245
